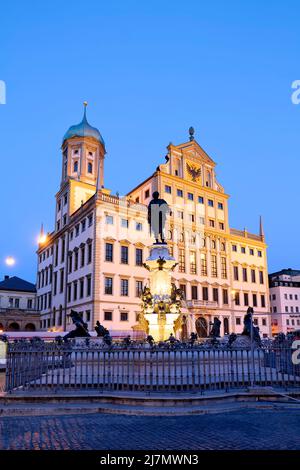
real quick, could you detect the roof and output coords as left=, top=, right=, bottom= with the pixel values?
left=0, top=276, right=36, bottom=293
left=62, top=104, right=105, bottom=147
left=269, top=268, right=300, bottom=279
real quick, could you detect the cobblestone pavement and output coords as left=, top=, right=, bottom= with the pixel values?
left=0, top=409, right=300, bottom=450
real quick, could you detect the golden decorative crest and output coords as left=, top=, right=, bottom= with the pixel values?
left=186, top=162, right=201, bottom=182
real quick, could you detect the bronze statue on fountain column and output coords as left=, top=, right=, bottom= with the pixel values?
left=147, top=191, right=170, bottom=244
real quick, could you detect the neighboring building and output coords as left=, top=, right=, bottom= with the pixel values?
left=36, top=105, right=271, bottom=338
left=0, top=275, right=39, bottom=332
left=269, top=269, right=300, bottom=335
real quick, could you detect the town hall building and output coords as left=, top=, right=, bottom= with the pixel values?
left=36, top=105, right=271, bottom=338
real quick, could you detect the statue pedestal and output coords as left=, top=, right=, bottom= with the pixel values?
left=144, top=312, right=180, bottom=343
left=138, top=244, right=182, bottom=342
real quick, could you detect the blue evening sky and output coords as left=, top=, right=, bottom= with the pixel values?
left=0, top=0, right=299, bottom=282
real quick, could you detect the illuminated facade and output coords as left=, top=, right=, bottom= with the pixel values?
left=36, top=107, right=271, bottom=338
left=269, top=269, right=300, bottom=335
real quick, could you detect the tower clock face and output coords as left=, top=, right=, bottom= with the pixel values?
left=186, top=162, right=201, bottom=182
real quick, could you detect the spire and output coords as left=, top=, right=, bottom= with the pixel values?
left=83, top=101, right=88, bottom=122
left=259, top=216, right=265, bottom=239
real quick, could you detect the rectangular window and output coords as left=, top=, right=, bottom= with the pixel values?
left=187, top=192, right=194, bottom=201
left=233, top=266, right=239, bottom=281
left=259, top=271, right=264, bottom=284
left=104, top=277, right=113, bottom=295
left=61, top=238, right=65, bottom=262
left=198, top=196, right=204, bottom=204
left=105, top=243, right=113, bottom=262
left=253, top=293, right=257, bottom=307
left=88, top=214, right=93, bottom=226
left=219, top=222, right=224, bottom=230
left=87, top=243, right=92, bottom=264
left=208, top=199, right=214, bottom=207
left=249, top=248, right=254, bottom=255
left=235, top=291, right=240, bottom=305
left=179, top=249, right=185, bottom=273
left=136, top=222, right=143, bottom=231
left=201, top=254, right=207, bottom=276
left=121, top=218, right=129, bottom=228
left=135, top=280, right=143, bottom=297
left=80, top=245, right=85, bottom=267
left=251, top=269, right=256, bottom=283
left=243, top=267, right=248, bottom=282
left=209, top=219, right=215, bottom=227
left=223, top=289, right=229, bottom=305
left=121, top=279, right=129, bottom=296
left=177, top=189, right=183, bottom=197
left=60, top=269, right=64, bottom=293
left=191, top=285, right=198, bottom=300
left=258, top=250, right=262, bottom=257
left=74, top=251, right=78, bottom=271
left=177, top=210, right=184, bottom=220
left=261, top=294, right=266, bottom=308
left=104, top=311, right=113, bottom=321
left=67, top=284, right=71, bottom=302
left=53, top=272, right=57, bottom=296
left=145, top=189, right=150, bottom=199
left=105, top=215, right=114, bottom=225
left=221, top=257, right=227, bottom=279
left=218, top=202, right=224, bottom=210
left=244, top=293, right=249, bottom=306
left=81, top=219, right=86, bottom=232
left=213, top=288, right=219, bottom=303
left=120, top=312, right=128, bottom=322
left=190, top=251, right=197, bottom=274
left=165, top=185, right=172, bottom=194
left=121, top=245, right=129, bottom=264
left=202, top=287, right=209, bottom=301
left=68, top=253, right=73, bottom=273
left=232, top=245, right=237, bottom=252
left=80, top=278, right=84, bottom=298
left=73, top=281, right=77, bottom=300
left=15, top=298, right=20, bottom=308
left=241, top=246, right=246, bottom=254
left=75, top=224, right=80, bottom=236
left=211, top=255, right=217, bottom=277
left=136, top=248, right=143, bottom=266
left=179, top=284, right=186, bottom=300
left=86, top=275, right=92, bottom=297
left=27, top=299, right=33, bottom=309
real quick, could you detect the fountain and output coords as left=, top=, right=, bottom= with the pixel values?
left=135, top=192, right=184, bottom=341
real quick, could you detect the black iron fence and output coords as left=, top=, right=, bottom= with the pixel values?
left=4, top=340, right=300, bottom=393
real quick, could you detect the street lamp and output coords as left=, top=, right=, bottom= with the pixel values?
left=5, top=256, right=15, bottom=267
